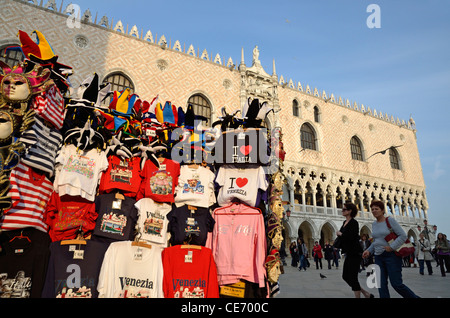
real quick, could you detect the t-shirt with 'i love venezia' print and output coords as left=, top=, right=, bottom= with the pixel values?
left=215, top=165, right=268, bottom=207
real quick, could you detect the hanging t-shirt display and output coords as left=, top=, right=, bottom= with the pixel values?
left=215, top=165, right=268, bottom=207
left=174, top=165, right=216, bottom=208
left=212, top=128, right=269, bottom=166
left=207, top=204, right=267, bottom=288
left=19, top=115, right=63, bottom=177
left=137, top=158, right=180, bottom=203
left=92, top=193, right=138, bottom=243
left=162, top=245, right=219, bottom=298
left=167, top=205, right=215, bottom=246
left=53, top=144, right=109, bottom=201
left=97, top=241, right=163, bottom=298
left=98, top=155, right=142, bottom=197
left=0, top=162, right=53, bottom=233
left=0, top=230, right=50, bottom=298
left=44, top=192, right=97, bottom=242
left=41, top=240, right=109, bottom=298
left=134, top=198, right=172, bottom=246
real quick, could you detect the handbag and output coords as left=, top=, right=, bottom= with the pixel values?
left=333, top=236, right=342, bottom=249
left=385, top=217, right=415, bottom=257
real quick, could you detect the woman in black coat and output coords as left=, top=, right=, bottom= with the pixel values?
left=336, top=203, right=374, bottom=298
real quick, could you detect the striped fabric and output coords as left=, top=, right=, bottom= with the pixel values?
left=0, top=163, right=54, bottom=233
left=32, top=84, right=65, bottom=130
left=19, top=116, right=62, bottom=176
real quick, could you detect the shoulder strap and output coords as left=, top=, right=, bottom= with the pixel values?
left=385, top=216, right=394, bottom=233
left=385, top=216, right=391, bottom=229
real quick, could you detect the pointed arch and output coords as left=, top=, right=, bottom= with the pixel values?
left=300, top=122, right=317, bottom=151
left=350, top=136, right=364, bottom=161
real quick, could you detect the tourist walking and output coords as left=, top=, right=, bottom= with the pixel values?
left=332, top=243, right=340, bottom=269
left=362, top=200, right=420, bottom=298
left=297, top=238, right=308, bottom=271
left=323, top=241, right=334, bottom=269
left=359, top=234, right=372, bottom=272
left=337, top=202, right=373, bottom=298
left=313, top=241, right=323, bottom=270
left=416, top=233, right=433, bottom=275
left=435, top=233, right=450, bottom=277
left=290, top=241, right=299, bottom=267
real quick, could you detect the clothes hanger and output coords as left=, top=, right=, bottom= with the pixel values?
left=60, top=226, right=87, bottom=245
left=9, top=229, right=31, bottom=243
left=131, top=231, right=152, bottom=249
left=180, top=235, right=202, bottom=250
left=180, top=244, right=202, bottom=250
left=115, top=191, right=125, bottom=201
left=213, top=202, right=262, bottom=215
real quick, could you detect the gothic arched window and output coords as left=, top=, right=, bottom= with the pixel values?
left=0, top=45, right=24, bottom=67
left=187, top=94, right=212, bottom=127
left=102, top=72, right=134, bottom=105
left=350, top=136, right=364, bottom=161
left=314, top=106, right=321, bottom=123
left=389, top=147, right=401, bottom=170
left=292, top=99, right=299, bottom=117
left=300, top=123, right=317, bottom=150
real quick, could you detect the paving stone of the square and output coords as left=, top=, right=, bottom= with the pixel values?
left=277, top=256, right=450, bottom=298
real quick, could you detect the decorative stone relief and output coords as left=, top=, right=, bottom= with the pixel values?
left=156, top=59, right=169, bottom=71
left=74, top=34, right=89, bottom=49
left=223, top=79, right=232, bottom=90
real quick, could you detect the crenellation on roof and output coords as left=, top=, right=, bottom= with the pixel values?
left=15, top=0, right=414, bottom=130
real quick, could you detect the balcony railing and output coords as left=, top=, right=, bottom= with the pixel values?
left=289, top=204, right=422, bottom=226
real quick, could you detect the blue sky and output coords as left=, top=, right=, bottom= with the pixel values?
left=69, top=0, right=450, bottom=235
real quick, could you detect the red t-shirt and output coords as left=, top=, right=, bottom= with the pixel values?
left=44, top=192, right=97, bottom=242
left=137, top=158, right=180, bottom=203
left=98, top=155, right=142, bottom=197
left=162, top=245, right=219, bottom=298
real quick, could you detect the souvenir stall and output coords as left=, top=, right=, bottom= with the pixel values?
left=0, top=30, right=287, bottom=299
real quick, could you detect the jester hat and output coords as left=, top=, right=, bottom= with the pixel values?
left=8, top=30, right=73, bottom=94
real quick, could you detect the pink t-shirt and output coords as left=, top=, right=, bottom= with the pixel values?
left=206, top=204, right=267, bottom=288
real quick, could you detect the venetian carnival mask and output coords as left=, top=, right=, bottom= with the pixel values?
left=265, top=250, right=282, bottom=283
left=272, top=228, right=283, bottom=250
left=0, top=111, right=14, bottom=141
left=1, top=74, right=31, bottom=101
left=0, top=61, right=52, bottom=114
left=270, top=197, right=285, bottom=219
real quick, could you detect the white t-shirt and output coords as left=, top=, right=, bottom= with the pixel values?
left=174, top=165, right=216, bottom=208
left=54, top=144, right=109, bottom=201
left=134, top=198, right=172, bottom=246
left=215, top=165, right=268, bottom=207
left=97, top=241, right=164, bottom=298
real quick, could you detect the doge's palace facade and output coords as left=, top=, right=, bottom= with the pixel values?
left=1, top=0, right=428, bottom=251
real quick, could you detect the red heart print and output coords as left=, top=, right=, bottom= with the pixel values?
left=240, top=145, right=252, bottom=156
left=236, top=178, right=248, bottom=188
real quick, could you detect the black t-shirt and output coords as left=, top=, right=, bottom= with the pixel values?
left=92, top=193, right=138, bottom=243
left=41, top=240, right=108, bottom=298
left=0, top=228, right=50, bottom=298
left=167, top=205, right=215, bottom=246
left=212, top=129, right=269, bottom=166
